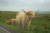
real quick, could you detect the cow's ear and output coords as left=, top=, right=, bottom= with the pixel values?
left=35, top=9, right=38, bottom=14
left=36, top=11, right=38, bottom=13
left=35, top=11, right=38, bottom=17
left=36, top=9, right=39, bottom=13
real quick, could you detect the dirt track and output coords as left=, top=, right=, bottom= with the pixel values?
left=0, top=25, right=17, bottom=33
left=0, top=27, right=11, bottom=33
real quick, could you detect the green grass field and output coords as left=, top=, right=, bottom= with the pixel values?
left=0, top=11, right=50, bottom=33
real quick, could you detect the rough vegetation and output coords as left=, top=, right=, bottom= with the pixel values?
left=0, top=11, right=50, bottom=33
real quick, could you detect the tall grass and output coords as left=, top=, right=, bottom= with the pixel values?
left=0, top=11, right=50, bottom=33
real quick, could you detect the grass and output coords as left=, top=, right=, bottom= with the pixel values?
left=0, top=11, right=50, bottom=33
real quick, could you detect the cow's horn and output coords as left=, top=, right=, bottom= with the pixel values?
left=22, top=9, right=26, bottom=13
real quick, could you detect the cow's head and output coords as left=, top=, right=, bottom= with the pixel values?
left=22, top=9, right=38, bottom=18
left=26, top=11, right=38, bottom=18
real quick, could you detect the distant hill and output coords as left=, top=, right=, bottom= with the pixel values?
left=38, top=11, right=50, bottom=14
left=0, top=11, right=50, bottom=14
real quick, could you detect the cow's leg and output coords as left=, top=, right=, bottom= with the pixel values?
left=22, top=17, right=27, bottom=30
left=27, top=19, right=31, bottom=30
left=22, top=21, right=24, bottom=29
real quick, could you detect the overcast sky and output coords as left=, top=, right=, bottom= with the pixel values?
left=0, top=0, right=50, bottom=12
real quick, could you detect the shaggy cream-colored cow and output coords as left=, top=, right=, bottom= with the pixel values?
left=6, top=18, right=16, bottom=25
left=16, top=10, right=38, bottom=29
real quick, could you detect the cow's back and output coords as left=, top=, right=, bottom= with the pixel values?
left=16, top=12, right=27, bottom=22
